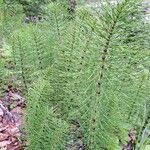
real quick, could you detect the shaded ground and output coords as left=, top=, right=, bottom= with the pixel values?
left=0, top=86, right=25, bottom=150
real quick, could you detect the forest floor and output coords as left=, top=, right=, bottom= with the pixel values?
left=0, top=87, right=25, bottom=150
left=0, top=49, right=25, bottom=149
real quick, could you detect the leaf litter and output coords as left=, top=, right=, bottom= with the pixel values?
left=0, top=85, right=25, bottom=150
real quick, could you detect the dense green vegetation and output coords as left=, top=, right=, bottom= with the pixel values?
left=0, top=0, right=150, bottom=149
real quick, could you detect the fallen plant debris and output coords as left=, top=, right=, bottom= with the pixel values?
left=0, top=86, right=25, bottom=150
left=122, top=129, right=137, bottom=150
left=67, top=121, right=85, bottom=150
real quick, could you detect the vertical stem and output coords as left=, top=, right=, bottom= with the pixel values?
left=33, top=32, right=43, bottom=70
left=88, top=3, right=126, bottom=148
left=54, top=12, right=60, bottom=37
left=17, top=36, right=28, bottom=91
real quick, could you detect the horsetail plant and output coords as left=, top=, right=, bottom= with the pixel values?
left=0, top=0, right=150, bottom=149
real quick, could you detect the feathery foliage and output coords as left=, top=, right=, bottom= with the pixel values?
left=0, top=0, right=150, bottom=149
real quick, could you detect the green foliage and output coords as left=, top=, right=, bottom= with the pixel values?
left=26, top=78, right=69, bottom=150
left=0, top=0, right=150, bottom=149
left=0, top=0, right=24, bottom=38
left=3, top=0, right=51, bottom=17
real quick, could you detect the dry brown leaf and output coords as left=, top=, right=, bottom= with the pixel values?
left=0, top=133, right=9, bottom=142
left=0, top=89, right=25, bottom=150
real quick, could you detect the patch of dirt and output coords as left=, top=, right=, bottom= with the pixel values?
left=66, top=121, right=85, bottom=150
left=0, top=86, right=25, bottom=150
left=122, top=129, right=137, bottom=150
